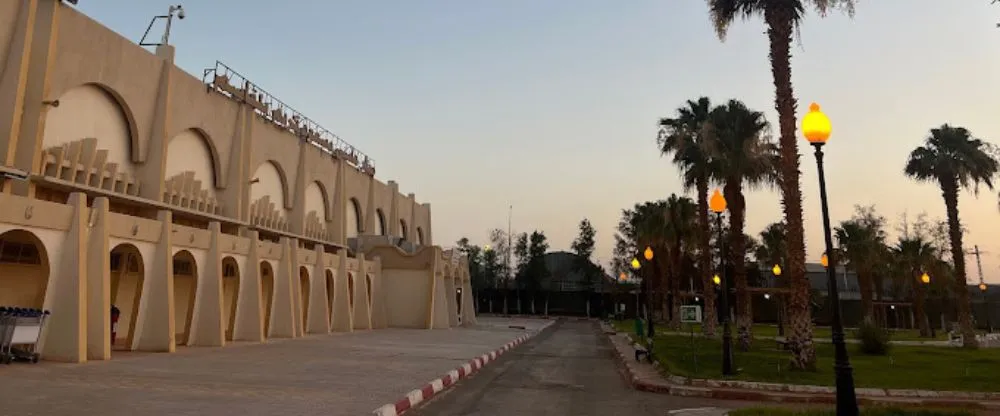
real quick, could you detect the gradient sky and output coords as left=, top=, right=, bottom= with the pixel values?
left=77, top=1, right=1000, bottom=283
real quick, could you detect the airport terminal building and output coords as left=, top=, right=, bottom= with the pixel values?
left=0, top=0, right=474, bottom=363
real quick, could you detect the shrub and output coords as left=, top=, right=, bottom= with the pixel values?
left=855, top=320, right=892, bottom=356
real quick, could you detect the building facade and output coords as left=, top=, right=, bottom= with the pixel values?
left=0, top=0, right=474, bottom=363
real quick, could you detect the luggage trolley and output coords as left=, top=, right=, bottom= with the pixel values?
left=0, top=307, right=16, bottom=364
left=0, top=307, right=50, bottom=364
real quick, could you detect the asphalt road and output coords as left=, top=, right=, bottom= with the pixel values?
left=408, top=319, right=753, bottom=416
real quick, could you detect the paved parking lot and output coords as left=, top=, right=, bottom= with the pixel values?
left=0, top=317, right=550, bottom=416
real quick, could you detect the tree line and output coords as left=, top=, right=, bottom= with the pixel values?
left=613, top=91, right=998, bottom=372
left=457, top=219, right=607, bottom=315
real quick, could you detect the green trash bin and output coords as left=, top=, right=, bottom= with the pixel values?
left=634, top=318, right=644, bottom=338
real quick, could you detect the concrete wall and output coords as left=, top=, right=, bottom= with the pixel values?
left=0, top=0, right=471, bottom=363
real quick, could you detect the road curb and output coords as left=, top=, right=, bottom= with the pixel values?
left=372, top=320, right=555, bottom=415
left=604, top=327, right=995, bottom=411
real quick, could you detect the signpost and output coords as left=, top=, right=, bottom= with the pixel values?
left=680, top=305, right=702, bottom=375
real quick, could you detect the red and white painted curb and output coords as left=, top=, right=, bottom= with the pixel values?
left=373, top=322, right=554, bottom=415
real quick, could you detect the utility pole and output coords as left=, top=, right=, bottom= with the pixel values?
left=508, top=205, right=513, bottom=315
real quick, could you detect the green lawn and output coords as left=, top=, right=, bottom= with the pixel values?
left=729, top=407, right=975, bottom=416
left=614, top=320, right=947, bottom=341
left=611, top=320, right=1000, bottom=392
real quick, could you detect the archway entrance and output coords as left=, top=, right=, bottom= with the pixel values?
left=260, top=261, right=275, bottom=337
left=222, top=257, right=240, bottom=341
left=0, top=230, right=50, bottom=310
left=109, top=243, right=143, bottom=351
left=325, top=270, right=335, bottom=327
left=172, top=250, right=198, bottom=346
left=299, top=266, right=310, bottom=331
left=348, top=273, right=355, bottom=309
left=366, top=275, right=373, bottom=312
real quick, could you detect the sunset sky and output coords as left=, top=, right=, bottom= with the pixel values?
left=80, top=0, right=1000, bottom=283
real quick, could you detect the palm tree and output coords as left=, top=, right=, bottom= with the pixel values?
left=707, top=0, right=856, bottom=370
left=704, top=99, right=778, bottom=351
left=893, top=237, right=937, bottom=337
left=904, top=124, right=999, bottom=348
left=658, top=97, right=717, bottom=336
left=754, top=222, right=787, bottom=335
left=834, top=210, right=888, bottom=324
left=664, top=194, right=698, bottom=329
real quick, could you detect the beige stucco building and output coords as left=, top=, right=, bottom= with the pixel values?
left=0, top=0, right=475, bottom=363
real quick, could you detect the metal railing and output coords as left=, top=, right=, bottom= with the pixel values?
left=202, top=61, right=375, bottom=176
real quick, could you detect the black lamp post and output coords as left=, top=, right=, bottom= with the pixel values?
left=709, top=189, right=734, bottom=376
left=803, top=102, right=859, bottom=415
left=981, top=283, right=991, bottom=332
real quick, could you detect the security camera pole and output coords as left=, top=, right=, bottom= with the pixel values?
left=139, top=5, right=185, bottom=47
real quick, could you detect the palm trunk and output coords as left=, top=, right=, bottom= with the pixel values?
left=765, top=6, right=815, bottom=369
left=696, top=176, right=718, bottom=336
left=941, top=180, right=979, bottom=348
left=726, top=183, right=753, bottom=351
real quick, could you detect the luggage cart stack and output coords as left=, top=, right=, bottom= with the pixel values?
left=0, top=307, right=50, bottom=364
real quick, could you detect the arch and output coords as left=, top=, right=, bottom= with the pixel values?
left=346, top=198, right=362, bottom=239
left=365, top=274, right=373, bottom=314
left=399, top=219, right=408, bottom=242
left=348, top=273, right=355, bottom=309
left=304, top=181, right=331, bottom=221
left=42, top=83, right=139, bottom=170
left=250, top=160, right=291, bottom=210
left=109, top=243, right=143, bottom=351
left=165, top=128, right=222, bottom=191
left=259, top=261, right=275, bottom=337
left=221, top=256, right=240, bottom=341
left=0, top=230, right=50, bottom=310
left=325, top=270, right=335, bottom=327
left=375, top=209, right=386, bottom=236
left=299, top=266, right=310, bottom=331
left=172, top=250, right=199, bottom=346
left=417, top=227, right=425, bottom=245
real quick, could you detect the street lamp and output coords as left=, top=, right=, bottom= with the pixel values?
left=709, top=188, right=734, bottom=376
left=638, top=248, right=655, bottom=337
left=802, top=102, right=858, bottom=415
left=980, top=283, right=991, bottom=332
left=821, top=253, right=829, bottom=268
left=921, top=272, right=931, bottom=284
left=773, top=264, right=785, bottom=336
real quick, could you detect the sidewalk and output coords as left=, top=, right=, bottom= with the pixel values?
left=602, top=323, right=1000, bottom=412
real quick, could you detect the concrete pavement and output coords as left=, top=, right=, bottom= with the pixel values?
left=407, top=319, right=753, bottom=416
left=0, top=318, right=549, bottom=416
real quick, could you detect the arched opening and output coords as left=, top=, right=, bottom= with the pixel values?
left=42, top=84, right=136, bottom=173
left=375, top=209, right=386, bottom=236
left=172, top=250, right=198, bottom=346
left=399, top=220, right=408, bottom=242
left=109, top=243, right=143, bottom=351
left=0, top=230, right=50, bottom=310
left=299, top=266, right=310, bottom=331
left=417, top=227, right=425, bottom=245
left=259, top=261, right=275, bottom=337
left=366, top=275, right=373, bottom=311
left=346, top=198, right=362, bottom=238
left=348, top=273, right=355, bottom=309
left=222, top=257, right=240, bottom=341
left=304, top=181, right=329, bottom=222
left=325, top=270, right=335, bottom=327
left=164, top=129, right=219, bottom=198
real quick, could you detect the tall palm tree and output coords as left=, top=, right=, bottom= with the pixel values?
left=664, top=194, right=698, bottom=329
left=754, top=222, right=787, bottom=335
left=706, top=0, right=856, bottom=370
left=835, top=213, right=887, bottom=323
left=893, top=237, right=937, bottom=337
left=631, top=200, right=671, bottom=331
left=904, top=124, right=999, bottom=348
left=704, top=99, right=778, bottom=350
left=658, top=97, right=718, bottom=335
